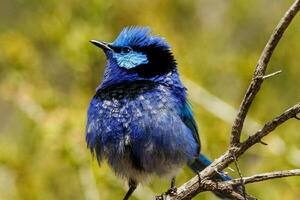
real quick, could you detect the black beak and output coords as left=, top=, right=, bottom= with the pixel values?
left=90, top=40, right=112, bottom=51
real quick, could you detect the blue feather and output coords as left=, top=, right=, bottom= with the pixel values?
left=189, top=154, right=232, bottom=181
left=87, top=26, right=232, bottom=199
left=112, top=26, right=169, bottom=48
left=113, top=50, right=148, bottom=69
left=180, top=101, right=200, bottom=152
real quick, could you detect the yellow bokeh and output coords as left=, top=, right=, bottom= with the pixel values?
left=0, top=0, right=299, bottom=199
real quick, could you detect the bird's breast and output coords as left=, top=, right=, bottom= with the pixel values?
left=86, top=81, right=198, bottom=177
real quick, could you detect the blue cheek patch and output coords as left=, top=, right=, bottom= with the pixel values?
left=113, top=51, right=148, bottom=69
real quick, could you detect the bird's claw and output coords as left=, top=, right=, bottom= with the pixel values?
left=166, top=187, right=177, bottom=196
left=155, top=194, right=164, bottom=200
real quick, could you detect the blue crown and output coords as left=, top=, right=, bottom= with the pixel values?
left=112, top=26, right=170, bottom=49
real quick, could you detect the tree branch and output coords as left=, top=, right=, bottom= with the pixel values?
left=227, top=169, right=300, bottom=185
left=160, top=1, right=300, bottom=199
left=241, top=103, right=300, bottom=150
left=230, top=0, right=300, bottom=146
left=166, top=103, right=300, bottom=200
left=166, top=169, right=300, bottom=200
left=163, top=178, right=255, bottom=200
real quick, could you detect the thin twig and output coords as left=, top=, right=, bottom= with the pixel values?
left=242, top=103, right=300, bottom=149
left=258, top=140, right=268, bottom=145
left=230, top=0, right=300, bottom=146
left=262, top=70, right=282, bottom=80
left=189, top=101, right=300, bottom=199
left=227, top=169, right=300, bottom=185
left=233, top=155, right=246, bottom=199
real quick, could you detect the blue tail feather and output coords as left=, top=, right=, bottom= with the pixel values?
left=188, top=153, right=232, bottom=199
left=189, top=153, right=231, bottom=181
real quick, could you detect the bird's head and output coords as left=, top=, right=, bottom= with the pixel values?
left=91, top=27, right=181, bottom=89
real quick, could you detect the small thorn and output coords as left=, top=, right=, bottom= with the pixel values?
left=228, top=167, right=235, bottom=172
left=295, top=115, right=300, bottom=120
left=262, top=70, right=282, bottom=80
left=259, top=140, right=268, bottom=145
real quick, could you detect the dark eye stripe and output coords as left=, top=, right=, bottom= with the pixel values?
left=110, top=46, right=132, bottom=53
left=122, top=47, right=132, bottom=53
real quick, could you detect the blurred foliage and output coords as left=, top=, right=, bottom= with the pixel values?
left=0, top=0, right=299, bottom=199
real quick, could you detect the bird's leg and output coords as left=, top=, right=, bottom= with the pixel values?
left=155, top=177, right=177, bottom=200
left=171, top=176, right=176, bottom=189
left=123, top=179, right=137, bottom=200
left=166, top=177, right=177, bottom=196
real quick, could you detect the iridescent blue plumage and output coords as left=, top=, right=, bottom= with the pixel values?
left=86, top=27, right=231, bottom=200
left=112, top=27, right=169, bottom=48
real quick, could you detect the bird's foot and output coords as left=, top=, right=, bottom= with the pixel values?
left=155, top=194, right=164, bottom=200
left=165, top=186, right=177, bottom=196
left=155, top=187, right=177, bottom=200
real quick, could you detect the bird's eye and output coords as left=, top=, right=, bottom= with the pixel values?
left=121, top=47, right=132, bottom=53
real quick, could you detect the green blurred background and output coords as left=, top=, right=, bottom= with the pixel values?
left=0, top=0, right=299, bottom=199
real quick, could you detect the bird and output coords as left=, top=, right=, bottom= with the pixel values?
left=86, top=26, right=231, bottom=200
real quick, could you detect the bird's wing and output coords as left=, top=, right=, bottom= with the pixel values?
left=179, top=101, right=201, bottom=152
